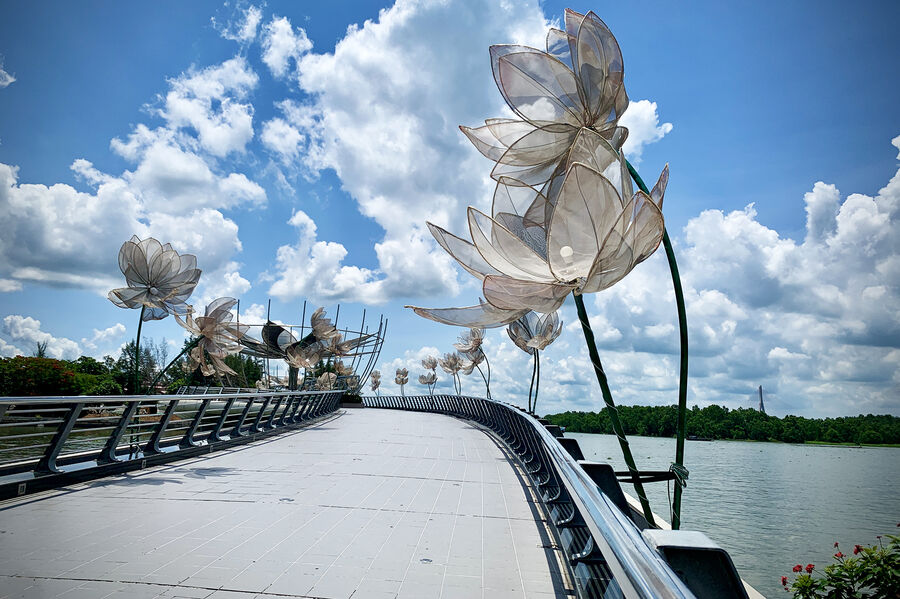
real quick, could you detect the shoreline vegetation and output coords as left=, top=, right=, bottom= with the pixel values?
left=545, top=405, right=900, bottom=446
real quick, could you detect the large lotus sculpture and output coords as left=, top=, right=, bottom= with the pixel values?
left=108, top=236, right=201, bottom=321
left=411, top=133, right=667, bottom=322
left=404, top=9, right=692, bottom=528
left=462, top=9, right=628, bottom=189
left=108, top=235, right=202, bottom=393
left=175, top=297, right=249, bottom=377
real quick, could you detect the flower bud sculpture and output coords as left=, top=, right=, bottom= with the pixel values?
left=454, top=328, right=492, bottom=398
left=370, top=370, right=381, bottom=395
left=507, top=311, right=562, bottom=413
left=394, top=368, right=408, bottom=397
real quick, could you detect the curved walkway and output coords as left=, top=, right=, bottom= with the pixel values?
left=0, top=408, right=572, bottom=599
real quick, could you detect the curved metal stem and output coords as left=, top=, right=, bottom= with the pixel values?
left=626, top=159, right=689, bottom=529
left=533, top=350, right=541, bottom=415
left=574, top=293, right=656, bottom=526
left=133, top=307, right=145, bottom=394
left=527, top=352, right=537, bottom=412
left=483, top=351, right=492, bottom=399
left=146, top=338, right=200, bottom=394
left=475, top=363, right=490, bottom=400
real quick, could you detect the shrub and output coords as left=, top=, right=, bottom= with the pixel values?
left=783, top=534, right=899, bottom=598
left=0, top=356, right=79, bottom=396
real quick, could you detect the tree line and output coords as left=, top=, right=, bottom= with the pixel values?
left=545, top=404, right=900, bottom=445
left=0, top=338, right=264, bottom=396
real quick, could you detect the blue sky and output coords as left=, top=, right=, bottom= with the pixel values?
left=0, top=0, right=897, bottom=417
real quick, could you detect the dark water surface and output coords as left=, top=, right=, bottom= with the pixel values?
left=568, top=433, right=900, bottom=597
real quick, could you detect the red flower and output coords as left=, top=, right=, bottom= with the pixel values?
left=781, top=576, right=788, bottom=586
left=833, top=542, right=840, bottom=548
left=834, top=552, right=844, bottom=559
left=793, top=565, right=803, bottom=572
left=854, top=544, right=862, bottom=555
left=805, top=564, right=814, bottom=573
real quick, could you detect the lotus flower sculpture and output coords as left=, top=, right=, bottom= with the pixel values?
left=507, top=311, right=562, bottom=413
left=461, top=9, right=628, bottom=189
left=175, top=297, right=249, bottom=378
left=454, top=328, right=492, bottom=399
left=405, top=9, right=695, bottom=528
left=370, top=370, right=381, bottom=395
left=334, top=360, right=354, bottom=377
left=439, top=352, right=474, bottom=395
left=418, top=371, right=437, bottom=395
left=108, top=235, right=202, bottom=393
left=394, top=367, right=409, bottom=397
left=316, top=372, right=337, bottom=391
left=108, top=236, right=201, bottom=320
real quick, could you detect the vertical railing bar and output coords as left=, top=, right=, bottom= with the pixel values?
left=145, top=399, right=178, bottom=454
left=180, top=398, right=211, bottom=448
left=97, top=400, right=141, bottom=464
left=36, top=402, right=84, bottom=474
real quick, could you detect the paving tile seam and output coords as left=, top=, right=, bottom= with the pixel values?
left=305, top=503, right=547, bottom=522
left=340, top=472, right=511, bottom=484
left=0, top=574, right=332, bottom=598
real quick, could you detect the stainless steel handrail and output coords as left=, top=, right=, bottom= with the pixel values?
left=0, top=390, right=344, bottom=498
left=365, top=394, right=696, bottom=599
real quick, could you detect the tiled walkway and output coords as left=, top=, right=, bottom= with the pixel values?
left=0, top=409, right=572, bottom=599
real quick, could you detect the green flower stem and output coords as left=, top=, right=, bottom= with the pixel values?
left=475, top=363, right=491, bottom=399
left=527, top=352, right=537, bottom=412
left=483, top=352, right=492, bottom=399
left=134, top=306, right=145, bottom=394
left=146, top=337, right=200, bottom=395
left=574, top=293, right=656, bottom=526
left=626, top=159, right=690, bottom=530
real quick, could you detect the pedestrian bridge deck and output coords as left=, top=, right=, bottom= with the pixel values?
left=0, top=408, right=572, bottom=599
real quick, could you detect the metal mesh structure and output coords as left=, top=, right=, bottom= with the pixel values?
left=238, top=301, right=386, bottom=393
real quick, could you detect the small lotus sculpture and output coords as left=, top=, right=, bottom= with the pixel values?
left=370, top=370, right=381, bottom=395
left=507, top=311, right=562, bottom=414
left=439, top=352, right=474, bottom=395
left=454, top=329, right=491, bottom=399
left=395, top=367, right=408, bottom=397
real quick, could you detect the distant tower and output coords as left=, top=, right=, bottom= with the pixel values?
left=758, top=385, right=766, bottom=414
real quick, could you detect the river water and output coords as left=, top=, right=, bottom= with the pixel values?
left=568, top=433, right=900, bottom=597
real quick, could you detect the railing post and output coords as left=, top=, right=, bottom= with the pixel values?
left=145, top=399, right=178, bottom=454
left=265, top=397, right=284, bottom=429
left=251, top=397, right=272, bottom=432
left=211, top=397, right=237, bottom=442
left=180, top=398, right=211, bottom=448
left=280, top=395, right=299, bottom=425
left=231, top=398, right=255, bottom=437
left=36, top=402, right=84, bottom=474
left=97, top=400, right=141, bottom=464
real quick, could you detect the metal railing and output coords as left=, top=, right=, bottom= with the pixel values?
left=365, top=394, right=696, bottom=599
left=0, top=390, right=343, bottom=500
